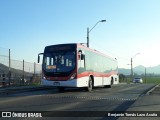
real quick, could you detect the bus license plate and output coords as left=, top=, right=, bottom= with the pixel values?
left=54, top=82, right=60, bottom=86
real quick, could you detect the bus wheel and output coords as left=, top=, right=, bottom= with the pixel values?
left=108, top=78, right=114, bottom=88
left=111, top=78, right=114, bottom=85
left=104, top=78, right=113, bottom=88
left=104, top=85, right=111, bottom=88
left=86, top=77, right=93, bottom=92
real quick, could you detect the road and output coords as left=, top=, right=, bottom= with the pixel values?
left=0, top=83, right=159, bottom=120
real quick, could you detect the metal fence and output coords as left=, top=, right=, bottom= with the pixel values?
left=0, top=47, right=42, bottom=87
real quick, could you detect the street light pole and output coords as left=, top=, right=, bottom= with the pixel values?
left=130, top=53, right=140, bottom=82
left=87, top=27, right=89, bottom=47
left=87, top=20, right=106, bottom=48
left=145, top=67, right=146, bottom=83
left=131, top=57, right=133, bottom=83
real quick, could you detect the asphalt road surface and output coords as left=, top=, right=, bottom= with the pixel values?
left=0, top=83, right=158, bottom=120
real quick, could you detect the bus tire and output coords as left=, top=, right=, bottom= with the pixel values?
left=86, top=77, right=93, bottom=92
left=109, top=77, right=114, bottom=88
left=104, top=78, right=113, bottom=88
left=104, top=85, right=111, bottom=88
left=111, top=77, right=114, bottom=85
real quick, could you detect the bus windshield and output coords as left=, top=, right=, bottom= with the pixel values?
left=43, top=51, right=76, bottom=73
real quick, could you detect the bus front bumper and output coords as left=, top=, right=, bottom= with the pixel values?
left=41, top=77, right=89, bottom=88
left=41, top=79, right=76, bottom=87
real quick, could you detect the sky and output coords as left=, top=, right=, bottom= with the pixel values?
left=0, top=0, right=160, bottom=68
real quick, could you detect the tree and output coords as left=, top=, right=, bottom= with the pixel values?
left=119, top=74, right=126, bottom=82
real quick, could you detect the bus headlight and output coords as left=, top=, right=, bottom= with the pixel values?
left=42, top=74, right=46, bottom=80
left=70, top=73, right=76, bottom=80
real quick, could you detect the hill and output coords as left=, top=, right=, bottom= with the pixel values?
left=0, top=63, right=33, bottom=78
left=0, top=63, right=33, bottom=76
left=119, top=65, right=160, bottom=75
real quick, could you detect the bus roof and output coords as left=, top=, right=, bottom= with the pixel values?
left=77, top=43, right=117, bottom=62
left=45, top=43, right=117, bottom=62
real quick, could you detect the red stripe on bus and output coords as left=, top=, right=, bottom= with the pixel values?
left=43, top=70, right=118, bottom=81
left=77, top=71, right=118, bottom=78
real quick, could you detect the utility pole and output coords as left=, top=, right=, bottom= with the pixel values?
left=22, top=59, right=24, bottom=85
left=8, top=49, right=11, bottom=87
left=87, top=28, right=89, bottom=47
left=131, top=57, right=133, bottom=83
left=130, top=53, right=140, bottom=83
left=145, top=68, right=146, bottom=83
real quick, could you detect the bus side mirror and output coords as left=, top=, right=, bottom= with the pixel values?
left=38, top=53, right=44, bottom=63
left=38, top=55, right=40, bottom=63
left=81, top=54, right=85, bottom=60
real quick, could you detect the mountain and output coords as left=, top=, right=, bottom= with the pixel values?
left=146, top=65, right=160, bottom=74
left=0, top=63, right=9, bottom=73
left=133, top=65, right=146, bottom=75
left=0, top=63, right=32, bottom=76
left=118, top=68, right=131, bottom=75
left=119, top=65, right=160, bottom=75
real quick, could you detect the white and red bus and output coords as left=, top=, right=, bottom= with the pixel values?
left=38, top=43, right=119, bottom=91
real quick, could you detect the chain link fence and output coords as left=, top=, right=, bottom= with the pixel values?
left=0, top=47, right=42, bottom=87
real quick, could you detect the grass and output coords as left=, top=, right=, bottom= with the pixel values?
left=120, top=76, right=160, bottom=84
left=142, top=77, right=160, bottom=84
